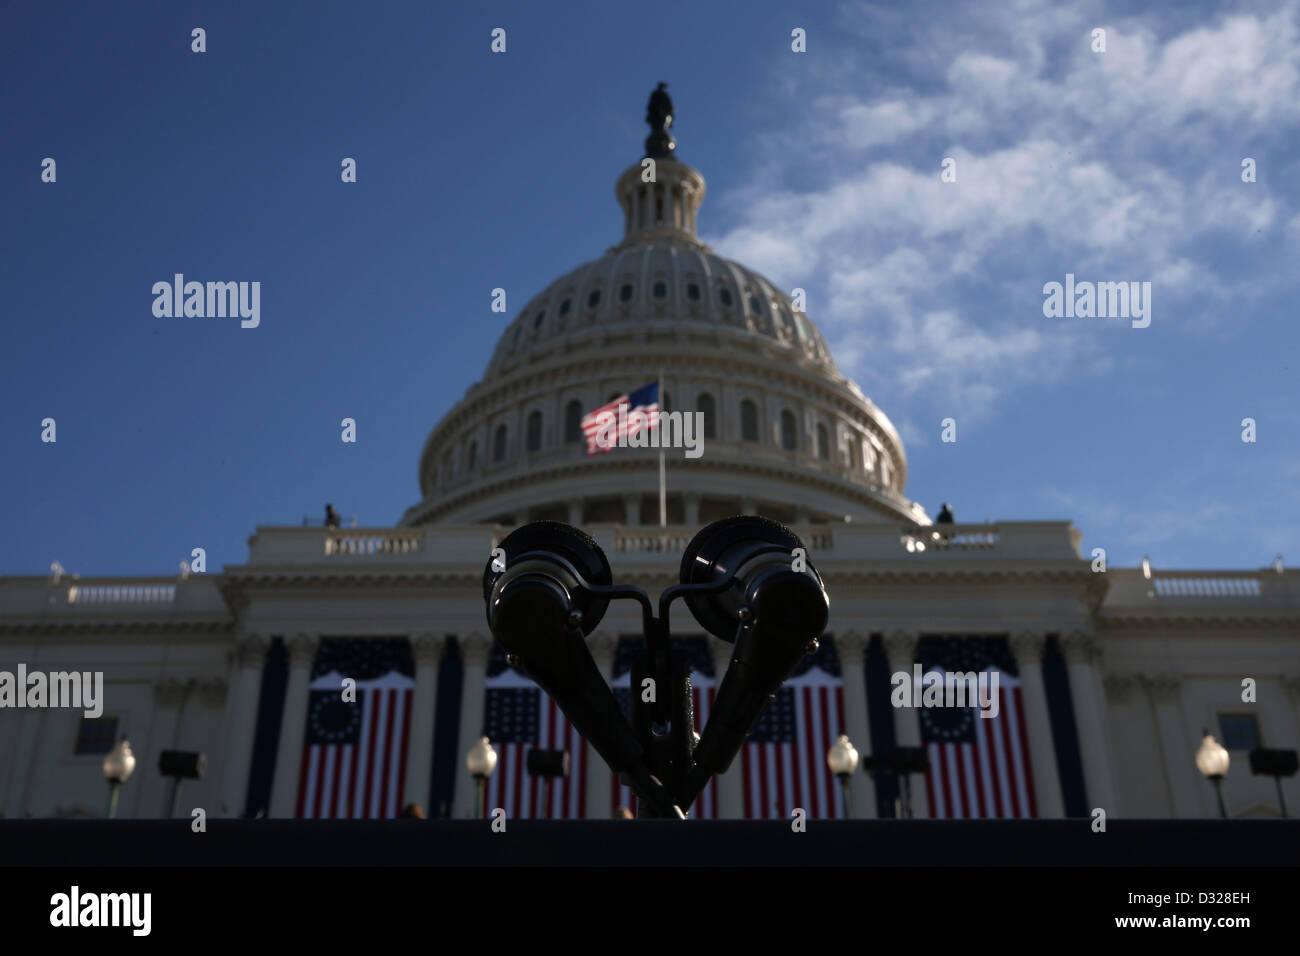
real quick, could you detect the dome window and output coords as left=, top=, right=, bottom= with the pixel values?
left=493, top=425, right=508, bottom=462
left=512, top=325, right=523, bottom=347
left=564, top=400, right=584, bottom=443
left=559, top=298, right=571, bottom=316
left=687, top=283, right=701, bottom=301
left=780, top=410, right=797, bottom=451
left=718, top=287, right=734, bottom=307
left=697, top=393, right=716, bottom=439
left=533, top=310, right=546, bottom=329
left=467, top=442, right=477, bottom=470
left=652, top=280, right=667, bottom=299
left=749, top=295, right=764, bottom=315
left=588, top=289, right=601, bottom=308
left=816, top=424, right=829, bottom=460
left=740, top=400, right=759, bottom=442
left=620, top=283, right=634, bottom=303
left=526, top=411, right=543, bottom=452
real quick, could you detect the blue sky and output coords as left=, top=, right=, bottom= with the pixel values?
left=1, top=0, right=1296, bottom=577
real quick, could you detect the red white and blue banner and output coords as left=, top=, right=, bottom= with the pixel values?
left=296, top=638, right=414, bottom=819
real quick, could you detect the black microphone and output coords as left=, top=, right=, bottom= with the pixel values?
left=678, top=516, right=829, bottom=788
left=483, top=522, right=680, bottom=815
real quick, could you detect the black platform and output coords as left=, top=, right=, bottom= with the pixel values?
left=3, top=818, right=1297, bottom=867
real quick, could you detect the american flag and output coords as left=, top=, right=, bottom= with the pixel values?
left=482, top=646, right=588, bottom=819
left=918, top=637, right=1037, bottom=819
left=581, top=380, right=659, bottom=455
left=295, top=638, right=414, bottom=819
left=738, top=666, right=846, bottom=820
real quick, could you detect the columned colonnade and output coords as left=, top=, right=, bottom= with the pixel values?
left=215, top=626, right=1122, bottom=820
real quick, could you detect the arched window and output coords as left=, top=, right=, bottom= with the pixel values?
left=846, top=436, right=857, bottom=470
left=467, top=442, right=477, bottom=470
left=816, top=423, right=829, bottom=460
left=740, top=400, right=759, bottom=442
left=780, top=410, right=797, bottom=451
left=652, top=280, right=667, bottom=299
left=619, top=283, right=634, bottom=303
left=698, top=393, right=716, bottom=439
left=587, top=289, right=601, bottom=308
left=493, top=424, right=508, bottom=462
left=526, top=411, right=543, bottom=452
left=564, top=400, right=584, bottom=443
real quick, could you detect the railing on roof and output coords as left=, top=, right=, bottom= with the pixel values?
left=68, top=583, right=176, bottom=604
left=901, top=525, right=1000, bottom=553
left=1151, top=574, right=1263, bottom=598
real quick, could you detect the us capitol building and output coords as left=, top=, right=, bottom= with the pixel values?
left=3, top=94, right=1298, bottom=824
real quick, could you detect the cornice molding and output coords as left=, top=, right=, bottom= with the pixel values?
left=0, top=618, right=231, bottom=637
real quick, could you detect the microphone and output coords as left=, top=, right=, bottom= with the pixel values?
left=678, top=516, right=829, bottom=787
left=483, top=522, right=680, bottom=815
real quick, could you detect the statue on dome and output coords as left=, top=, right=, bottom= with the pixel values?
left=646, top=82, right=673, bottom=131
left=644, top=82, right=676, bottom=159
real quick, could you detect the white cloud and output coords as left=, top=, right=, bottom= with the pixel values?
left=702, top=0, right=1300, bottom=419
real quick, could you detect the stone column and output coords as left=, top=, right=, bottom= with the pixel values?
left=739, top=496, right=757, bottom=515
left=1283, top=675, right=1300, bottom=732
left=1060, top=630, right=1117, bottom=812
left=835, top=631, right=876, bottom=818
left=584, top=630, right=618, bottom=819
left=683, top=493, right=701, bottom=527
left=218, top=632, right=271, bottom=818
left=3, top=709, right=44, bottom=818
left=1008, top=631, right=1065, bottom=817
left=268, top=634, right=320, bottom=818
left=149, top=678, right=192, bottom=818
left=403, top=633, right=447, bottom=812
left=567, top=497, right=583, bottom=526
left=882, top=629, right=928, bottom=819
left=452, top=632, right=494, bottom=818
left=708, top=639, right=746, bottom=819
left=1141, top=672, right=1202, bottom=818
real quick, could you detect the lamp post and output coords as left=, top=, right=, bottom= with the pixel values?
left=466, top=736, right=498, bottom=819
left=1195, top=730, right=1230, bottom=818
left=102, top=738, right=137, bottom=819
left=827, top=734, right=860, bottom=819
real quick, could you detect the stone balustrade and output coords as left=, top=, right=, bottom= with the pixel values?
left=68, top=583, right=176, bottom=604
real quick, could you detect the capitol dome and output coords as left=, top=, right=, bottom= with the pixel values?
left=402, top=100, right=928, bottom=531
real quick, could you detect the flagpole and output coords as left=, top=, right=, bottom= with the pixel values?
left=658, top=369, right=667, bottom=527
